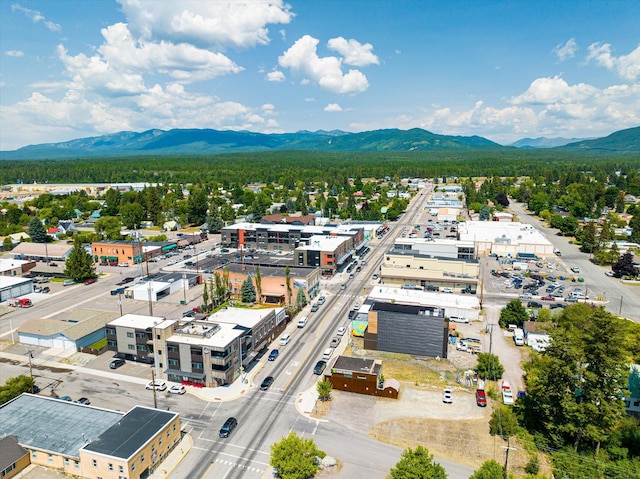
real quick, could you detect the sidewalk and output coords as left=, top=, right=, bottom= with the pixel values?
left=149, top=433, right=194, bottom=478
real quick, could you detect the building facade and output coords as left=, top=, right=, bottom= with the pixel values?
left=91, top=240, right=143, bottom=266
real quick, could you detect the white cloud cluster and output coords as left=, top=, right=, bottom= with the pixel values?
left=324, top=103, right=342, bottom=112
left=117, top=0, right=294, bottom=49
left=11, top=3, right=61, bottom=32
left=278, top=35, right=373, bottom=94
left=587, top=43, right=640, bottom=81
left=553, top=38, right=577, bottom=62
left=266, top=70, right=285, bottom=82
left=327, top=37, right=379, bottom=67
left=5, top=50, right=24, bottom=57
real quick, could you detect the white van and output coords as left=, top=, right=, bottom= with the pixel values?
left=514, top=328, right=525, bottom=346
left=322, top=348, right=334, bottom=360
left=297, top=316, right=308, bottom=328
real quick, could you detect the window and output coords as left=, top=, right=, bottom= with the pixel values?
left=157, top=335, right=161, bottom=340
left=159, top=437, right=163, bottom=445
left=127, top=332, right=134, bottom=338
left=192, top=362, right=203, bottom=370
left=173, top=423, right=177, bottom=431
left=168, top=345, right=179, bottom=353
left=158, top=350, right=162, bottom=355
left=108, top=464, right=113, bottom=471
left=74, top=461, right=79, bottom=469
left=167, top=429, right=170, bottom=437
left=92, top=459, right=97, bottom=468
left=151, top=445, right=156, bottom=453
left=140, top=454, right=145, bottom=462
left=4, top=463, right=16, bottom=475
left=107, top=340, right=116, bottom=347
left=169, top=359, right=179, bottom=367
left=128, top=344, right=135, bottom=350
left=48, top=454, right=53, bottom=464
left=64, top=458, right=70, bottom=467
left=137, top=345, right=147, bottom=352
left=31, top=451, right=37, bottom=460
left=132, top=462, right=136, bottom=472
left=107, top=328, right=115, bottom=335
left=119, top=465, right=124, bottom=473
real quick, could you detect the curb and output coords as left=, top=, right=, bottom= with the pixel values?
left=151, top=433, right=193, bottom=478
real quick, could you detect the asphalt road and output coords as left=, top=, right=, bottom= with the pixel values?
left=508, top=201, right=640, bottom=322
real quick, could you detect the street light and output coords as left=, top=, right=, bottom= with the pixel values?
left=182, top=273, right=187, bottom=305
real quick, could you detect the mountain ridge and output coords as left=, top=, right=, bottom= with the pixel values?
left=1, top=126, right=638, bottom=159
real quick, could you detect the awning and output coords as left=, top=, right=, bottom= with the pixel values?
left=107, top=256, right=118, bottom=261
left=162, top=243, right=177, bottom=251
left=164, top=369, right=206, bottom=380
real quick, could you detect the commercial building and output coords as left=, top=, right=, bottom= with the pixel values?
left=222, top=263, right=321, bottom=304
left=368, top=285, right=481, bottom=322
left=327, top=356, right=399, bottom=399
left=108, top=308, right=286, bottom=387
left=380, top=247, right=479, bottom=292
left=0, top=394, right=180, bottom=479
left=0, top=276, right=34, bottom=303
left=18, top=309, right=119, bottom=351
left=458, top=221, right=554, bottom=257
left=363, top=301, right=448, bottom=358
left=0, top=258, right=35, bottom=277
left=124, top=272, right=200, bottom=302
left=9, top=242, right=74, bottom=263
left=91, top=240, right=143, bottom=265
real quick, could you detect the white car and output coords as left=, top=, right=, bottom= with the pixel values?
left=605, top=271, right=614, bottom=277
left=279, top=334, right=291, bottom=346
left=442, top=388, right=453, bottom=404
left=145, top=380, right=167, bottom=391
left=336, top=326, right=347, bottom=336
left=168, top=385, right=186, bottom=395
left=442, top=287, right=454, bottom=293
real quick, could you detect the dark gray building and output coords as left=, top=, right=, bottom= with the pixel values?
left=363, top=301, right=448, bottom=358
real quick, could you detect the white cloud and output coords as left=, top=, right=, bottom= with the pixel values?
left=278, top=35, right=369, bottom=94
left=117, top=0, right=294, bottom=49
left=553, top=38, right=578, bottom=61
left=327, top=37, right=379, bottom=67
left=11, top=3, right=61, bottom=32
left=305, top=97, right=315, bottom=102
left=5, top=50, right=24, bottom=57
left=586, top=43, right=640, bottom=81
left=324, top=103, right=343, bottom=112
left=510, top=76, right=597, bottom=105
left=266, top=70, right=285, bottom=82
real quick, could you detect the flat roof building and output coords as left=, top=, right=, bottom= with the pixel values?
left=459, top=220, right=554, bottom=256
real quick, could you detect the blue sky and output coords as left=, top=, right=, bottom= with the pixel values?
left=1, top=0, right=639, bottom=150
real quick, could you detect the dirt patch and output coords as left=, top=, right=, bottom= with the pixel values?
left=369, top=417, right=535, bottom=475
left=310, top=398, right=332, bottom=419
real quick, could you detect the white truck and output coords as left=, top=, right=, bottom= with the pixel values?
left=502, top=381, right=514, bottom=405
left=514, top=328, right=524, bottom=346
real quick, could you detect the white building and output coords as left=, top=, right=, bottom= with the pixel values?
left=459, top=221, right=554, bottom=256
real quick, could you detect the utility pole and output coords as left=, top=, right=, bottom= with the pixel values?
left=489, top=324, right=493, bottom=355
left=27, top=351, right=34, bottom=393
left=619, top=295, right=623, bottom=315
left=502, top=438, right=516, bottom=479
left=117, top=293, right=123, bottom=316
left=151, top=369, right=158, bottom=409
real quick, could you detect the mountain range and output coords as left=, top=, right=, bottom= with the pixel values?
left=1, top=126, right=638, bottom=160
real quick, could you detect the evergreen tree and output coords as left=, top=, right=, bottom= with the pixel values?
left=28, top=218, right=48, bottom=243
left=187, top=188, right=208, bottom=225
left=316, top=379, right=332, bottom=401
left=254, top=266, right=262, bottom=303
left=64, top=237, right=96, bottom=281
left=296, top=287, right=307, bottom=309
left=240, top=277, right=256, bottom=303
left=2, top=237, right=13, bottom=251
left=475, top=353, right=505, bottom=381
left=469, top=460, right=505, bottom=479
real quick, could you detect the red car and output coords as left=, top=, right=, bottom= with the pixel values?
left=475, top=390, right=487, bottom=407
left=84, top=278, right=97, bottom=285
left=540, top=295, right=555, bottom=301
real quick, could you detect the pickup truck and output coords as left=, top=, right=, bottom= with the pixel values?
left=501, top=381, right=514, bottom=405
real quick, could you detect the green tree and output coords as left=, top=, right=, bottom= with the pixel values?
left=489, top=405, right=519, bottom=437
left=499, top=300, right=529, bottom=329
left=296, top=287, right=307, bottom=309
left=254, top=266, right=262, bottom=303
left=285, top=266, right=292, bottom=306
left=119, top=201, right=145, bottom=229
left=205, top=213, right=224, bottom=233
left=389, top=446, right=447, bottom=479
left=201, top=282, right=209, bottom=310
left=0, top=375, right=35, bottom=406
left=613, top=252, right=638, bottom=278
left=64, top=237, right=96, bottom=281
left=580, top=221, right=598, bottom=253
left=270, top=431, right=325, bottom=479
left=28, top=218, right=48, bottom=243
left=187, top=188, right=208, bottom=225
left=240, top=277, right=256, bottom=303
left=475, top=353, right=505, bottom=381
left=316, top=379, right=332, bottom=401
left=94, top=216, right=122, bottom=240
left=470, top=459, right=505, bottom=479
left=479, top=205, right=492, bottom=221
left=2, top=237, right=13, bottom=251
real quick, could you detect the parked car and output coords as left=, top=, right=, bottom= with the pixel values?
left=442, top=388, right=453, bottom=404
left=260, top=376, right=274, bottom=391
left=268, top=349, right=279, bottom=361
left=279, top=334, right=291, bottom=346
left=336, top=326, right=347, bottom=336
left=297, top=316, right=308, bottom=328
left=313, top=360, right=327, bottom=375
left=519, top=292, right=532, bottom=299
left=476, top=390, right=487, bottom=407
left=41, top=286, right=50, bottom=293
left=540, top=295, right=555, bottom=301
left=527, top=301, right=543, bottom=308
left=63, top=279, right=75, bottom=286
left=110, top=287, right=125, bottom=295
left=58, top=396, right=72, bottom=402
left=605, top=270, right=615, bottom=277
left=317, top=296, right=326, bottom=305
left=168, top=385, right=186, bottom=395
left=75, top=397, right=91, bottom=405
left=310, top=303, right=319, bottom=312
left=449, top=316, right=469, bottom=323
left=145, top=380, right=167, bottom=391
left=330, top=336, right=341, bottom=348
left=442, top=287, right=454, bottom=293
left=109, top=358, right=125, bottom=369
left=84, top=277, right=97, bottom=285
left=219, top=417, right=238, bottom=438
